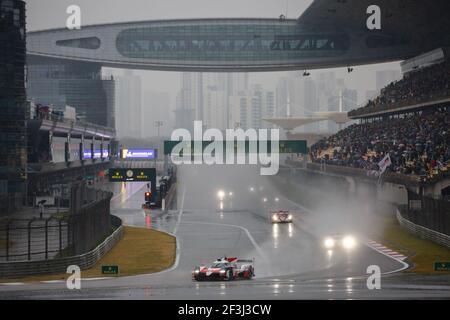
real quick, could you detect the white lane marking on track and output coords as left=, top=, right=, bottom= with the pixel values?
left=363, top=242, right=409, bottom=274
left=181, top=221, right=268, bottom=263
left=82, top=277, right=113, bottom=281
left=173, top=187, right=186, bottom=235
left=0, top=282, right=25, bottom=286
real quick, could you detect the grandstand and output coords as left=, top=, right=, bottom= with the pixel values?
left=349, top=59, right=450, bottom=118
left=309, top=56, right=450, bottom=200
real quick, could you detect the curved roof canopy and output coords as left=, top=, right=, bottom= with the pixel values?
left=27, top=1, right=450, bottom=72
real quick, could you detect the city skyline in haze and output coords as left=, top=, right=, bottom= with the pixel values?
left=26, top=0, right=402, bottom=137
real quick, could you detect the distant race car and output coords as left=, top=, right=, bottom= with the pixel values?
left=270, top=210, right=293, bottom=223
left=323, top=234, right=357, bottom=250
left=192, top=257, right=255, bottom=281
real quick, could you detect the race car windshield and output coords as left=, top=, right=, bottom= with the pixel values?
left=211, top=263, right=228, bottom=268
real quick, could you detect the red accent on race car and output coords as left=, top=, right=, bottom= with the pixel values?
left=199, top=267, right=221, bottom=273
left=226, top=257, right=238, bottom=262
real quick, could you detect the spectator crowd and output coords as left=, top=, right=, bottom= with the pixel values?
left=311, top=108, right=450, bottom=179
left=349, top=60, right=450, bottom=117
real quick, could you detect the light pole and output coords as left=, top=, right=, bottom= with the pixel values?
left=155, top=120, right=163, bottom=139
left=155, top=121, right=163, bottom=169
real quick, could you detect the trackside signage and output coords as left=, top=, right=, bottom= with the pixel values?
left=164, top=140, right=307, bottom=155
left=102, top=265, right=119, bottom=275
left=165, top=121, right=307, bottom=175
left=434, top=262, right=450, bottom=271
left=108, top=168, right=156, bottom=182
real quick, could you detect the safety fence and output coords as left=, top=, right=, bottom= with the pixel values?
left=0, top=216, right=123, bottom=278
left=397, top=209, right=450, bottom=249
left=399, top=192, right=450, bottom=237
left=0, top=190, right=113, bottom=262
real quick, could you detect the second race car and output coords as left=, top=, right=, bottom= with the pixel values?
left=270, top=210, right=293, bottom=223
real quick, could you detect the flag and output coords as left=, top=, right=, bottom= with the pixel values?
left=378, top=154, right=392, bottom=175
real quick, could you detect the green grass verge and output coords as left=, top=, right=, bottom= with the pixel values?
left=1, top=226, right=176, bottom=283
left=372, top=215, right=450, bottom=274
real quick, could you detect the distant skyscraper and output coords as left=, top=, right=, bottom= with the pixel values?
left=115, top=70, right=142, bottom=138
left=141, top=90, right=172, bottom=138
left=175, top=72, right=249, bottom=131
left=230, top=85, right=274, bottom=130
left=276, top=77, right=289, bottom=117
left=276, top=74, right=317, bottom=123
left=365, top=90, right=378, bottom=102
left=204, top=87, right=227, bottom=130
left=376, top=70, right=401, bottom=92
left=341, top=88, right=358, bottom=112
left=175, top=73, right=202, bottom=132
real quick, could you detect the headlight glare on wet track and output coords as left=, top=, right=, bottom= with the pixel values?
left=324, top=237, right=335, bottom=249
left=342, top=235, right=356, bottom=249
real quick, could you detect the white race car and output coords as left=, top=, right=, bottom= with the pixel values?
left=192, top=257, right=255, bottom=281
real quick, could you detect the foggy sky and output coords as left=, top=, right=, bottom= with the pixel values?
left=26, top=0, right=401, bottom=129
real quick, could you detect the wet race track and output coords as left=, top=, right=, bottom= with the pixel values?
left=1, top=165, right=450, bottom=299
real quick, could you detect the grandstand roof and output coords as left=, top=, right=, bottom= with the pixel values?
left=264, top=112, right=350, bottom=130
left=298, top=0, right=450, bottom=54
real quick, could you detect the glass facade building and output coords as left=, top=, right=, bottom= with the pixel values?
left=115, top=21, right=349, bottom=62
left=27, top=56, right=115, bottom=128
left=0, top=0, right=27, bottom=196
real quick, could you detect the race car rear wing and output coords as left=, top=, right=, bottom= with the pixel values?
left=226, top=257, right=254, bottom=264
left=237, top=259, right=254, bottom=264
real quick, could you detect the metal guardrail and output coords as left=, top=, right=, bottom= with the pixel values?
left=397, top=208, right=450, bottom=249
left=0, top=216, right=123, bottom=278
left=163, top=183, right=177, bottom=212
left=286, top=160, right=422, bottom=187
left=0, top=217, right=71, bottom=262
left=398, top=197, right=450, bottom=236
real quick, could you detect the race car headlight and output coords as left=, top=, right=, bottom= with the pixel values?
left=342, top=235, right=356, bottom=249
left=288, top=214, right=293, bottom=220
left=194, top=269, right=200, bottom=274
left=220, top=269, right=226, bottom=274
left=217, top=190, right=225, bottom=200
left=272, top=215, right=278, bottom=221
left=324, top=237, right=335, bottom=249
